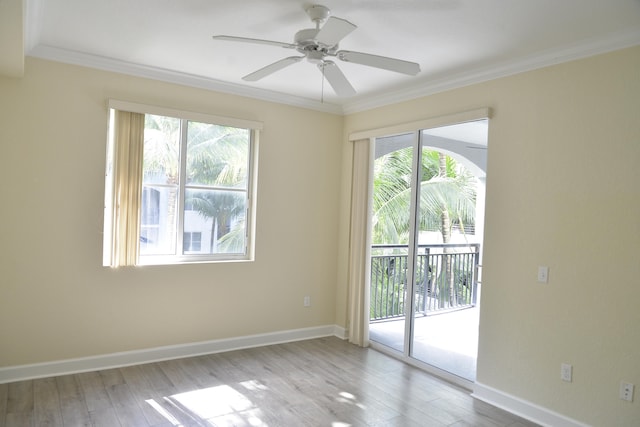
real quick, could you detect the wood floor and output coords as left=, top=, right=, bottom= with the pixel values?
left=0, top=337, right=539, bottom=426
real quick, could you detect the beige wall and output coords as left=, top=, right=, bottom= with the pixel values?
left=0, top=58, right=343, bottom=365
left=341, top=46, right=640, bottom=425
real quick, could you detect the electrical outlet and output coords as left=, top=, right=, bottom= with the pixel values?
left=620, top=382, right=634, bottom=402
left=560, top=363, right=572, bottom=382
left=303, top=296, right=311, bottom=307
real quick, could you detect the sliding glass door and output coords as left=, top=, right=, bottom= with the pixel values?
left=368, top=119, right=488, bottom=382
left=369, top=132, right=416, bottom=354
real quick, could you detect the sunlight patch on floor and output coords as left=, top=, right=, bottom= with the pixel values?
left=147, top=384, right=268, bottom=426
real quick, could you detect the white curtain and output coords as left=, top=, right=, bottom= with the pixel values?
left=347, top=138, right=373, bottom=346
left=108, top=110, right=145, bottom=267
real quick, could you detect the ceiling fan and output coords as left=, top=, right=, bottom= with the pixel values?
left=212, top=4, right=421, bottom=97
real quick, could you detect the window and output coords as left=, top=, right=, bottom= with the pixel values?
left=183, top=232, right=202, bottom=252
left=140, top=187, right=160, bottom=251
left=103, top=101, right=261, bottom=266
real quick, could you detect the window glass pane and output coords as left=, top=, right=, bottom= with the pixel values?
left=184, top=189, right=247, bottom=255
left=141, top=114, right=180, bottom=255
left=186, top=122, right=249, bottom=189
left=141, top=188, right=160, bottom=225
left=183, top=232, right=202, bottom=253
left=140, top=185, right=178, bottom=255
left=143, top=115, right=181, bottom=185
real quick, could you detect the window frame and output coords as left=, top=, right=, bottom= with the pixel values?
left=103, top=100, right=262, bottom=266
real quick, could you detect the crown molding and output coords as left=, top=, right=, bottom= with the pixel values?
left=26, top=25, right=640, bottom=116
left=341, top=27, right=640, bottom=114
left=27, top=44, right=344, bottom=115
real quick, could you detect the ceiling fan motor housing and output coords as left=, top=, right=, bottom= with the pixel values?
left=296, top=3, right=340, bottom=64
left=294, top=28, right=337, bottom=63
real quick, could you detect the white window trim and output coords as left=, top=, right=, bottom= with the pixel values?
left=107, top=100, right=264, bottom=132
left=348, top=108, right=490, bottom=141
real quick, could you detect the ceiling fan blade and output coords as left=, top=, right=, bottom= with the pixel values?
left=319, top=61, right=356, bottom=97
left=212, top=35, right=296, bottom=49
left=315, top=16, right=357, bottom=46
left=337, top=50, right=421, bottom=75
left=243, top=56, right=304, bottom=81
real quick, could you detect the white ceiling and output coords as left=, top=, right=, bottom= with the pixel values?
left=12, top=0, right=640, bottom=113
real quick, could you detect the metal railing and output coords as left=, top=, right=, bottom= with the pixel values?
left=370, top=243, right=480, bottom=321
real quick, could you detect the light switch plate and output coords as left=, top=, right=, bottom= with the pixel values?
left=561, top=363, right=572, bottom=382
left=537, top=266, right=549, bottom=283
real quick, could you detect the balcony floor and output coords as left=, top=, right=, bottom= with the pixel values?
left=369, top=305, right=479, bottom=381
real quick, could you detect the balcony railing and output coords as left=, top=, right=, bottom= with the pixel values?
left=370, top=243, right=480, bottom=321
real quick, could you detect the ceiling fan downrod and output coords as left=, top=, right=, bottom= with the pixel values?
left=306, top=4, right=331, bottom=28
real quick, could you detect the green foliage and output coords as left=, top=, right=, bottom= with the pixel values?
left=372, top=147, right=413, bottom=244
left=186, top=122, right=249, bottom=187
left=424, top=255, right=475, bottom=311
left=143, top=115, right=181, bottom=183
left=372, top=147, right=477, bottom=245
left=370, top=146, right=478, bottom=319
left=142, top=115, right=250, bottom=253
left=370, top=256, right=407, bottom=319
left=418, top=173, right=476, bottom=235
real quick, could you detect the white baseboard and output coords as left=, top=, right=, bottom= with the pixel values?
left=472, top=382, right=590, bottom=427
left=0, top=325, right=342, bottom=384
left=332, top=324, right=348, bottom=340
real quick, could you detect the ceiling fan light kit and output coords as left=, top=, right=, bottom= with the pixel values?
left=212, top=4, right=421, bottom=97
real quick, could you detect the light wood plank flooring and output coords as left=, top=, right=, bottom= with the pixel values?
left=0, top=337, right=539, bottom=426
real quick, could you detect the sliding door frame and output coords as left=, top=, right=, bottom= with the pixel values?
left=350, top=108, right=491, bottom=389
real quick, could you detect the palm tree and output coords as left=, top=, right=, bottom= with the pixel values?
left=372, top=146, right=477, bottom=314
left=372, top=147, right=413, bottom=245
left=141, top=116, right=250, bottom=254
left=372, top=148, right=475, bottom=245
left=188, top=191, right=246, bottom=253
left=141, top=115, right=181, bottom=252
left=185, top=123, right=249, bottom=253
left=143, top=115, right=181, bottom=181
left=185, top=122, right=249, bottom=188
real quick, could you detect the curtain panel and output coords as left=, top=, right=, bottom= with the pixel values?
left=106, top=110, right=145, bottom=267
left=347, top=138, right=373, bottom=347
